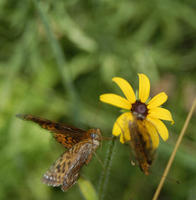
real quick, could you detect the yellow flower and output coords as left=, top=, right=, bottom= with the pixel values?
left=100, top=73, right=174, bottom=149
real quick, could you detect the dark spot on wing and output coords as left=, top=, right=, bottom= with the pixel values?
left=56, top=164, right=61, bottom=172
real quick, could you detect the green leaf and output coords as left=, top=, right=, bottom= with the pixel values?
left=78, top=178, right=98, bottom=200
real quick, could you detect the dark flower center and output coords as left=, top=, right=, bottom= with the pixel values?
left=131, top=100, right=148, bottom=120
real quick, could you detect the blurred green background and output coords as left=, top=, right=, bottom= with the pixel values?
left=0, top=0, right=196, bottom=199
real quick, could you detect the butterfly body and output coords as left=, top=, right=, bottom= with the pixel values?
left=16, top=114, right=101, bottom=191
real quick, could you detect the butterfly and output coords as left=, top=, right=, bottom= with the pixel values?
left=128, top=119, right=155, bottom=175
left=16, top=114, right=102, bottom=191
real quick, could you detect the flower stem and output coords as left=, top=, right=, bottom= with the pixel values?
left=152, top=98, right=196, bottom=200
left=98, top=136, right=116, bottom=200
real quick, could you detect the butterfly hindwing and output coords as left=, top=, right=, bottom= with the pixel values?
left=42, top=140, right=94, bottom=191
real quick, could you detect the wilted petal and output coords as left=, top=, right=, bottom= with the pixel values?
left=138, top=73, right=150, bottom=103
left=100, top=94, right=131, bottom=110
left=147, top=92, right=168, bottom=109
left=147, top=117, right=169, bottom=141
left=112, top=112, right=133, bottom=143
left=112, top=77, right=136, bottom=104
left=148, top=107, right=174, bottom=124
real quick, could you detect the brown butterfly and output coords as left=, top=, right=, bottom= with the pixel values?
left=16, top=114, right=102, bottom=191
left=128, top=119, right=155, bottom=175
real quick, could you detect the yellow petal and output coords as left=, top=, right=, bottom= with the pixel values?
left=138, top=73, right=150, bottom=103
left=120, top=134, right=126, bottom=144
left=147, top=92, right=168, bottom=109
left=147, top=117, right=169, bottom=141
left=144, top=120, right=159, bottom=149
left=100, top=94, right=131, bottom=110
left=112, top=77, right=136, bottom=104
left=112, top=112, right=133, bottom=143
left=148, top=107, right=174, bottom=124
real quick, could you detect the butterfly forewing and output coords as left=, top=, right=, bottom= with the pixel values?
left=42, top=139, right=99, bottom=191
left=128, top=120, right=155, bottom=175
left=16, top=114, right=88, bottom=149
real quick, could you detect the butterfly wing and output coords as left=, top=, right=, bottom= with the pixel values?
left=16, top=114, right=87, bottom=149
left=128, top=120, right=155, bottom=175
left=42, top=140, right=95, bottom=191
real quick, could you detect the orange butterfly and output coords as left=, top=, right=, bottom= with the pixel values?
left=16, top=114, right=101, bottom=191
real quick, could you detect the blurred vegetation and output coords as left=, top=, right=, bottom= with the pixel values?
left=0, top=0, right=196, bottom=200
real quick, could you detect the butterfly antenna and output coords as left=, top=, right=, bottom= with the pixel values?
left=165, top=176, right=180, bottom=184
left=149, top=170, right=180, bottom=184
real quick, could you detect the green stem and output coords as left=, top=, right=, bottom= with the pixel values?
left=98, top=136, right=116, bottom=200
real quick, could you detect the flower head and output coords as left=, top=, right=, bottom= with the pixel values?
left=100, top=73, right=174, bottom=149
